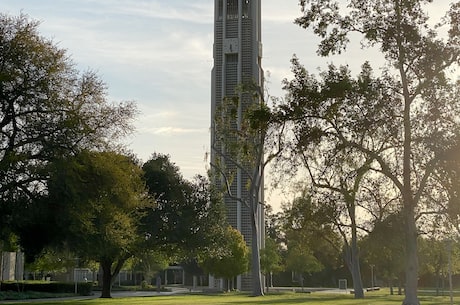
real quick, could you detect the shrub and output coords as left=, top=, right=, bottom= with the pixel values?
left=0, top=281, right=93, bottom=296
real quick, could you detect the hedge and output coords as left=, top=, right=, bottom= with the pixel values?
left=0, top=282, right=93, bottom=296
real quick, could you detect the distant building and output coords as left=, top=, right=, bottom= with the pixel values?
left=210, top=0, right=264, bottom=291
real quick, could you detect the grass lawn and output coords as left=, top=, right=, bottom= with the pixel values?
left=0, top=289, right=458, bottom=305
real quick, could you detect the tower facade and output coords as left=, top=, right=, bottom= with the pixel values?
left=210, top=0, right=264, bottom=291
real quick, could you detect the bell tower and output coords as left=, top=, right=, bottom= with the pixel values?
left=210, top=0, right=264, bottom=291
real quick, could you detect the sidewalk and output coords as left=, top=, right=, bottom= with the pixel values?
left=0, top=287, right=192, bottom=304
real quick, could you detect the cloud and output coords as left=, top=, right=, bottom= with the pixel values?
left=141, top=127, right=207, bottom=136
left=72, top=0, right=213, bottom=24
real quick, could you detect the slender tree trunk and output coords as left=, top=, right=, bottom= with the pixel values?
left=396, top=0, right=419, bottom=302
left=250, top=208, right=264, bottom=296
left=403, top=199, right=419, bottom=305
left=349, top=203, right=364, bottom=298
left=401, top=77, right=420, bottom=305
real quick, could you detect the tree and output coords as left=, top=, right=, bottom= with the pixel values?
left=264, top=204, right=284, bottom=244
left=279, top=59, right=397, bottom=298
left=277, top=70, right=376, bottom=293
left=45, top=150, right=152, bottom=298
left=360, top=213, right=406, bottom=295
left=211, top=84, right=285, bottom=296
left=418, top=237, right=460, bottom=296
left=200, top=226, right=250, bottom=291
left=142, top=154, right=228, bottom=261
left=285, top=243, right=323, bottom=290
left=436, top=140, right=460, bottom=235
left=26, top=247, right=76, bottom=280
left=291, top=2, right=460, bottom=304
left=132, top=250, right=169, bottom=287
left=260, top=237, right=283, bottom=290
left=281, top=191, right=342, bottom=287
left=0, top=13, right=136, bottom=241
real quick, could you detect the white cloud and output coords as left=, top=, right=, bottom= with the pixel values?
left=141, top=127, right=207, bottom=136
left=65, top=0, right=213, bottom=24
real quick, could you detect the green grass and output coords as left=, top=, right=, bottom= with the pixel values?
left=1, top=289, right=459, bottom=305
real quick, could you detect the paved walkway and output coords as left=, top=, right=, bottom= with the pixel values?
left=0, top=287, right=355, bottom=304
left=0, top=287, right=191, bottom=304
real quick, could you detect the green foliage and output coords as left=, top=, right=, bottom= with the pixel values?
left=200, top=226, right=249, bottom=281
left=0, top=233, right=20, bottom=252
left=0, top=282, right=93, bottom=296
left=281, top=192, right=342, bottom=271
left=260, top=237, right=283, bottom=276
left=27, top=248, right=76, bottom=275
left=43, top=150, right=152, bottom=298
left=286, top=243, right=323, bottom=277
left=47, top=151, right=151, bottom=260
left=418, top=238, right=460, bottom=278
left=264, top=205, right=284, bottom=245
left=360, top=213, right=406, bottom=284
left=214, top=86, right=281, bottom=167
left=285, top=1, right=460, bottom=303
left=0, top=13, right=137, bottom=209
left=132, top=250, right=170, bottom=285
left=0, top=13, right=137, bottom=259
left=142, top=154, right=227, bottom=260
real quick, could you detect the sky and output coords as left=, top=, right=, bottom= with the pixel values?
left=1, top=0, right=453, bottom=209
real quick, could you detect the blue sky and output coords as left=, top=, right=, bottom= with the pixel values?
left=2, top=0, right=452, bottom=208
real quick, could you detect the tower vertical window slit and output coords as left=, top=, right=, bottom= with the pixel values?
left=218, top=0, right=223, bottom=20
left=227, top=0, right=238, bottom=19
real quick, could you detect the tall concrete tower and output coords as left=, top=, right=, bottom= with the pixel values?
left=210, top=0, right=264, bottom=291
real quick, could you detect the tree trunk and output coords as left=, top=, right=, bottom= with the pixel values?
left=343, top=244, right=364, bottom=298
left=100, top=260, right=113, bottom=298
left=402, top=200, right=419, bottom=305
left=344, top=243, right=364, bottom=298
left=250, top=211, right=264, bottom=296
left=351, top=256, right=364, bottom=298
left=99, top=257, right=126, bottom=298
left=401, top=70, right=419, bottom=305
left=349, top=203, right=364, bottom=298
left=398, top=0, right=419, bottom=301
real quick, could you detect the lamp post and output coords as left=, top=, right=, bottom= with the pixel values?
left=74, top=258, right=80, bottom=295
left=448, top=239, right=453, bottom=305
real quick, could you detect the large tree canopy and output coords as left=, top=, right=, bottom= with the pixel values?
left=44, top=150, right=152, bottom=298
left=0, top=13, right=136, bottom=224
left=142, top=153, right=227, bottom=261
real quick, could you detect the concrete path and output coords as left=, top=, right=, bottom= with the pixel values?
left=0, top=287, right=192, bottom=304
